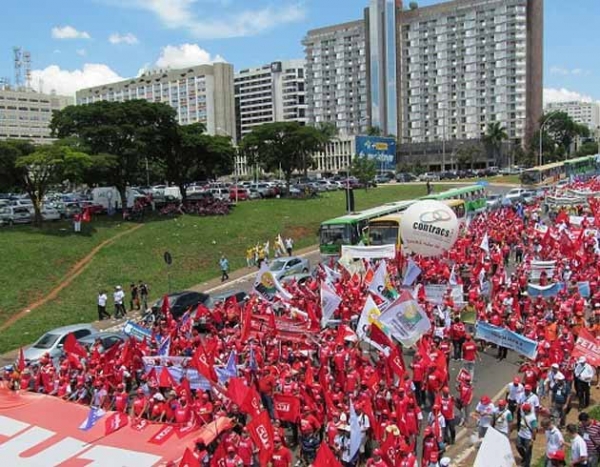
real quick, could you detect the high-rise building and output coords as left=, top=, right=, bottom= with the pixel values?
left=0, top=88, right=72, bottom=144
left=234, top=59, right=307, bottom=141
left=396, top=0, right=543, bottom=152
left=545, top=101, right=600, bottom=133
left=76, top=63, right=236, bottom=140
left=303, top=20, right=369, bottom=136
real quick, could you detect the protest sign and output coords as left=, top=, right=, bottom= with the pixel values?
left=475, top=321, right=538, bottom=360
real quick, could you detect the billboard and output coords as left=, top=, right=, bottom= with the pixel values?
left=355, top=135, right=397, bottom=171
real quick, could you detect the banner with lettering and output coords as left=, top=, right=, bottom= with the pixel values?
left=273, top=394, right=301, bottom=422
left=572, top=328, right=600, bottom=366
left=475, top=321, right=538, bottom=360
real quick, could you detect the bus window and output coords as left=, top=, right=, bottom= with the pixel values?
left=455, top=204, right=465, bottom=219
left=320, top=224, right=352, bottom=246
left=368, top=222, right=400, bottom=246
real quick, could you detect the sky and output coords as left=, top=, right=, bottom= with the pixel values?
left=0, top=0, right=597, bottom=104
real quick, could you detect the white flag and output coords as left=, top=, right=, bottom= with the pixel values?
left=349, top=401, right=362, bottom=460
left=378, top=295, right=431, bottom=347
left=253, top=262, right=292, bottom=302
left=320, top=282, right=342, bottom=328
left=276, top=234, right=286, bottom=256
left=356, top=295, right=382, bottom=340
left=368, top=260, right=398, bottom=302
left=480, top=233, right=490, bottom=254
left=449, top=264, right=458, bottom=286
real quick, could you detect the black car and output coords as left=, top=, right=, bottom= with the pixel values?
left=151, top=291, right=211, bottom=319
left=395, top=172, right=417, bottom=183
left=207, top=290, right=249, bottom=308
left=79, top=331, right=127, bottom=350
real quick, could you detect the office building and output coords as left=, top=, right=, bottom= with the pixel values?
left=234, top=59, right=307, bottom=141
left=0, top=88, right=72, bottom=144
left=76, top=63, right=236, bottom=140
left=303, top=20, right=369, bottom=137
left=396, top=0, right=543, bottom=152
left=545, top=101, right=600, bottom=133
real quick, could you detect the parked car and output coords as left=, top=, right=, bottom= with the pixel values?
left=151, top=291, right=211, bottom=319
left=247, top=188, right=261, bottom=200
left=79, top=201, right=105, bottom=215
left=418, top=172, right=440, bottom=182
left=395, top=173, right=417, bottom=183
left=0, top=206, right=31, bottom=225
left=78, top=331, right=127, bottom=350
left=41, top=206, right=61, bottom=221
left=522, top=190, right=538, bottom=205
left=229, top=187, right=249, bottom=202
left=374, top=174, right=392, bottom=184
left=504, top=187, right=528, bottom=203
left=22, top=324, right=97, bottom=363
left=485, top=194, right=502, bottom=210
left=269, top=256, right=310, bottom=280
left=317, top=180, right=338, bottom=191
left=207, top=290, right=249, bottom=308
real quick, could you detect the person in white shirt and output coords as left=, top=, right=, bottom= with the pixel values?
left=506, top=376, right=525, bottom=415
left=493, top=399, right=513, bottom=436
left=567, top=423, right=588, bottom=466
left=473, top=395, right=495, bottom=438
left=541, top=419, right=564, bottom=467
left=517, top=403, right=537, bottom=467
left=284, top=237, right=293, bottom=256
left=113, top=285, right=126, bottom=319
left=574, top=356, right=594, bottom=409
left=518, top=384, right=541, bottom=413
left=546, top=363, right=565, bottom=394
left=97, top=290, right=110, bottom=320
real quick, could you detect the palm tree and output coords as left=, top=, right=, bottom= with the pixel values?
left=483, top=122, right=508, bottom=167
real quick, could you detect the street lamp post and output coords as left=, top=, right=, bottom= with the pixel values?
left=539, top=111, right=560, bottom=167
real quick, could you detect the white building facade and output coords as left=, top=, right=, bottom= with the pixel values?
left=0, top=89, right=72, bottom=144
left=76, top=63, right=236, bottom=140
left=234, top=59, right=307, bottom=141
left=545, top=101, right=600, bottom=133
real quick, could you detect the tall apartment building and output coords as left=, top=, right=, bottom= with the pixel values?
left=302, top=20, right=369, bottom=137
left=0, top=88, right=72, bottom=144
left=545, top=101, right=600, bottom=133
left=396, top=0, right=543, bottom=150
left=234, top=59, right=307, bottom=141
left=76, top=63, right=236, bottom=140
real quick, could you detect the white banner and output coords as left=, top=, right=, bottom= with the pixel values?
left=474, top=427, right=516, bottom=467
left=530, top=260, right=556, bottom=282
left=569, top=215, right=595, bottom=226
left=320, top=282, right=342, bottom=328
left=341, top=244, right=396, bottom=260
left=378, top=296, right=431, bottom=347
left=423, top=284, right=464, bottom=306
left=356, top=295, right=382, bottom=340
left=253, top=262, right=293, bottom=302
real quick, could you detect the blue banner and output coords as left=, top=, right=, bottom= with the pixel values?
left=123, top=320, right=154, bottom=342
left=527, top=282, right=565, bottom=298
left=475, top=321, right=538, bottom=360
left=578, top=281, right=591, bottom=298
left=355, top=136, right=397, bottom=172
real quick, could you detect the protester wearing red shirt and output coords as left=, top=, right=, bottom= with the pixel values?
left=112, top=384, right=129, bottom=413
left=270, top=437, right=292, bottom=467
left=439, top=387, right=456, bottom=444
left=411, top=354, right=426, bottom=407
left=237, top=429, right=255, bottom=467
left=461, top=335, right=478, bottom=380
left=366, top=448, right=390, bottom=467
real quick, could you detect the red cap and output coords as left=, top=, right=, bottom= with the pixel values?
left=481, top=395, right=491, bottom=405
left=524, top=384, right=532, bottom=391
left=548, top=450, right=565, bottom=461
left=513, top=377, right=520, bottom=384
left=498, top=399, right=507, bottom=407
left=373, top=448, right=382, bottom=456
left=522, top=403, right=532, bottom=412
left=227, top=446, right=235, bottom=453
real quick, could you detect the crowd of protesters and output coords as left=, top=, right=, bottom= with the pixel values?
left=4, top=178, right=600, bottom=467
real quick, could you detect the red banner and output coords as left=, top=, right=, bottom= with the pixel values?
left=105, top=412, right=129, bottom=436
left=240, top=386, right=262, bottom=418
left=147, top=425, right=176, bottom=445
left=273, top=394, right=300, bottom=422
left=130, top=417, right=150, bottom=432
left=247, top=410, right=274, bottom=466
left=573, top=328, right=600, bottom=366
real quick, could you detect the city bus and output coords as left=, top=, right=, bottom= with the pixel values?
left=367, top=199, right=467, bottom=250
left=421, top=185, right=486, bottom=214
left=319, top=200, right=415, bottom=256
left=520, top=161, right=565, bottom=187
left=564, top=155, right=598, bottom=179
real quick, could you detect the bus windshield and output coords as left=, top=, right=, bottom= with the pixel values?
left=369, top=221, right=400, bottom=246
left=320, top=224, right=354, bottom=246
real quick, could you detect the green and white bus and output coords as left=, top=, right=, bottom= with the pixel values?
left=564, top=155, right=598, bottom=178
left=421, top=185, right=487, bottom=214
left=319, top=200, right=415, bottom=256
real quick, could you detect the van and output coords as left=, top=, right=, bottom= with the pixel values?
left=0, top=206, right=31, bottom=225
left=91, top=187, right=145, bottom=210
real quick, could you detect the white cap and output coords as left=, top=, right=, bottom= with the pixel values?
left=578, top=356, right=587, bottom=364
left=440, top=457, right=452, bottom=467
left=551, top=363, right=559, bottom=369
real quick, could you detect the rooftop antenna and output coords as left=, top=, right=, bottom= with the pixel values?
left=13, top=46, right=22, bottom=88
left=23, top=50, right=31, bottom=90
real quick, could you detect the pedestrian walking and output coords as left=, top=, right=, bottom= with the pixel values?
left=219, top=255, right=230, bottom=282
left=129, top=283, right=140, bottom=311
left=285, top=237, right=294, bottom=257
left=541, top=418, right=564, bottom=467
left=492, top=399, right=513, bottom=437
left=567, top=423, right=589, bottom=467
left=138, top=281, right=149, bottom=310
left=113, top=285, right=126, bottom=319
left=73, top=212, right=82, bottom=233
left=97, top=290, right=110, bottom=320
left=574, top=356, right=594, bottom=409
left=516, top=403, right=537, bottom=467
left=578, top=412, right=600, bottom=467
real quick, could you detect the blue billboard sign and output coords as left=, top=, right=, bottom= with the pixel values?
left=355, top=136, right=397, bottom=172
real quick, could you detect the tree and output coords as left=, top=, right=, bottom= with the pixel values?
left=366, top=126, right=382, bottom=136
left=240, top=122, right=327, bottom=192
left=538, top=111, right=590, bottom=161
left=455, top=144, right=483, bottom=170
left=482, top=122, right=508, bottom=167
left=409, top=2, right=419, bottom=10
left=51, top=100, right=179, bottom=209
left=576, top=141, right=598, bottom=157
left=0, top=140, right=35, bottom=192
left=16, top=143, right=91, bottom=225
left=350, top=155, right=377, bottom=189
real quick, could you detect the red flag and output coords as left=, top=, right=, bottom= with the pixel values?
left=159, top=367, right=177, bottom=388
left=82, top=208, right=91, bottom=223
left=148, top=424, right=176, bottom=445
left=210, top=440, right=227, bottom=467
left=305, top=364, right=315, bottom=386
left=573, top=328, right=600, bottom=366
left=555, top=209, right=569, bottom=225
left=240, top=386, right=262, bottom=417
left=318, top=366, right=336, bottom=416
left=387, top=346, right=405, bottom=379
left=179, top=447, right=200, bottom=467
left=247, top=411, right=274, bottom=466
left=104, top=412, right=129, bottom=436
left=380, top=432, right=397, bottom=466
left=314, top=441, right=342, bottom=467
left=192, top=344, right=218, bottom=383
left=161, top=294, right=171, bottom=314
left=18, top=347, right=26, bottom=372
left=240, top=302, right=253, bottom=342
left=227, top=377, right=250, bottom=406
left=194, top=303, right=210, bottom=321
left=416, top=338, right=433, bottom=367
left=130, top=417, right=150, bottom=432
left=64, top=333, right=87, bottom=358
left=369, top=324, right=392, bottom=349
left=273, top=394, right=301, bottom=422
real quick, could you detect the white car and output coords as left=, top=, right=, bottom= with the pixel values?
left=41, top=206, right=61, bottom=221
left=504, top=188, right=527, bottom=202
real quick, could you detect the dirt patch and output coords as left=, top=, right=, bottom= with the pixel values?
left=0, top=224, right=144, bottom=333
left=285, top=226, right=316, bottom=241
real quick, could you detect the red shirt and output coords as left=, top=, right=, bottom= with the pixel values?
left=238, top=437, right=254, bottom=466
left=114, top=392, right=128, bottom=413
left=440, top=396, right=454, bottom=420
left=462, top=341, right=477, bottom=362
left=258, top=375, right=275, bottom=394
left=411, top=362, right=425, bottom=382
left=271, top=446, right=292, bottom=467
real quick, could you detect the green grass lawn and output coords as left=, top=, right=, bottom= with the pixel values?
left=453, top=175, right=521, bottom=185
left=0, top=184, right=435, bottom=353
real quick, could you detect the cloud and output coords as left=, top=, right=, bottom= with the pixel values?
left=109, top=32, right=139, bottom=45
left=544, top=87, right=594, bottom=104
left=550, top=66, right=588, bottom=76
left=154, top=44, right=225, bottom=69
left=76, top=49, right=87, bottom=57
left=114, top=0, right=306, bottom=39
left=30, top=64, right=124, bottom=97
left=51, top=25, right=91, bottom=40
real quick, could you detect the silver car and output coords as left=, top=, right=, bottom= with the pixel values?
left=0, top=206, right=31, bottom=225
left=22, top=323, right=97, bottom=363
left=269, top=256, right=311, bottom=280
left=485, top=194, right=502, bottom=210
